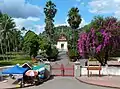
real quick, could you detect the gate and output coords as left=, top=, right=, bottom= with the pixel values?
left=64, top=64, right=74, bottom=76
left=51, top=63, right=74, bottom=77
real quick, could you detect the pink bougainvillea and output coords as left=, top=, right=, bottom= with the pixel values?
left=77, top=28, right=111, bottom=58
left=77, top=17, right=120, bottom=65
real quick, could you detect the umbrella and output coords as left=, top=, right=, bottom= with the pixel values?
left=25, top=70, right=38, bottom=76
left=2, top=65, right=28, bottom=74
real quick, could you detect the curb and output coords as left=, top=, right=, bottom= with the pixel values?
left=75, top=77, right=120, bottom=89
left=0, top=66, right=14, bottom=70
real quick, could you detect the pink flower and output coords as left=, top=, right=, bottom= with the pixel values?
left=96, top=44, right=102, bottom=53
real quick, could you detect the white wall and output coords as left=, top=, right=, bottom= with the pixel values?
left=56, top=41, right=68, bottom=51
left=80, top=66, right=120, bottom=76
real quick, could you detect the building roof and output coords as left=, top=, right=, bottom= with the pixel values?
left=57, top=34, right=67, bottom=41
left=21, top=63, right=32, bottom=69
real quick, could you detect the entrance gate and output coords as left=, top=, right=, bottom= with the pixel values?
left=51, top=63, right=74, bottom=77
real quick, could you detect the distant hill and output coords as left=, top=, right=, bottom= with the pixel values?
left=54, top=26, right=82, bottom=44
left=39, top=25, right=82, bottom=44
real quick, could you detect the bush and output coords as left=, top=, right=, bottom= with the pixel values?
left=46, top=45, right=58, bottom=61
left=88, top=57, right=97, bottom=61
left=68, top=48, right=79, bottom=62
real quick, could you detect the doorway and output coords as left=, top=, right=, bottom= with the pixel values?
left=61, top=44, right=64, bottom=49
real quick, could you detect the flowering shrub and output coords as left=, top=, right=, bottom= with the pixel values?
left=77, top=28, right=113, bottom=65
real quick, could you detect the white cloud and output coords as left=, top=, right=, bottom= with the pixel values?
left=33, top=25, right=45, bottom=35
left=88, top=0, right=120, bottom=19
left=79, top=18, right=88, bottom=28
left=13, top=17, right=44, bottom=35
left=55, top=17, right=69, bottom=27
left=27, top=17, right=40, bottom=21
left=55, top=24, right=68, bottom=27
left=13, top=17, right=40, bottom=28
left=13, top=17, right=88, bottom=35
left=55, top=17, right=87, bottom=28
left=0, top=0, right=43, bottom=18
left=75, top=0, right=86, bottom=6
left=0, top=0, right=44, bottom=35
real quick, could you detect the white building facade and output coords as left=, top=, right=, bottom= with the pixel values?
left=56, top=34, right=68, bottom=52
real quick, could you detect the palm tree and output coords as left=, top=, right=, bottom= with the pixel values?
left=0, top=29, right=4, bottom=60
left=0, top=14, right=15, bottom=60
left=67, top=7, right=82, bottom=48
left=12, top=29, right=23, bottom=52
left=44, top=0, right=57, bottom=42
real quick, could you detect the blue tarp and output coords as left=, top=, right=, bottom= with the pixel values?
left=2, top=65, right=28, bottom=74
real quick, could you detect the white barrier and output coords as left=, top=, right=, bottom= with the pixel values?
left=80, top=66, right=120, bottom=76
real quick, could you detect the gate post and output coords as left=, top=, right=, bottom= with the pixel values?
left=45, top=61, right=51, bottom=77
left=73, top=65, right=74, bottom=77
left=74, top=61, right=80, bottom=77
left=61, top=64, right=64, bottom=76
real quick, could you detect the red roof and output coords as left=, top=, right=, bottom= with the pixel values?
left=58, top=34, right=67, bottom=41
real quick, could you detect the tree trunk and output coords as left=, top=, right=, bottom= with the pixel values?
left=5, top=39, right=8, bottom=61
left=72, top=29, right=75, bottom=49
left=15, top=39, right=17, bottom=52
left=95, top=55, right=105, bottom=66
left=0, top=42, right=5, bottom=61
left=104, top=48, right=109, bottom=65
left=8, top=39, right=11, bottom=60
left=105, top=53, right=108, bottom=65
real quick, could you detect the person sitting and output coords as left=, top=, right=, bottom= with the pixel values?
left=9, top=74, right=15, bottom=79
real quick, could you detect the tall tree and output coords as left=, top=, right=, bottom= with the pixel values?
left=67, top=7, right=82, bottom=49
left=0, top=13, right=16, bottom=60
left=12, top=29, right=23, bottom=51
left=23, top=30, right=39, bottom=58
left=44, top=0, right=57, bottom=42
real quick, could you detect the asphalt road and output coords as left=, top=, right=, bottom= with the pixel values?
left=23, top=77, right=114, bottom=89
left=30, top=51, right=113, bottom=89
left=56, top=51, right=70, bottom=65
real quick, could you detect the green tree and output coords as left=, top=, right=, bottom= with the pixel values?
left=67, top=7, right=81, bottom=60
left=39, top=35, right=49, bottom=51
left=44, top=0, right=57, bottom=42
left=23, top=30, right=39, bottom=58
left=53, top=26, right=72, bottom=44
left=12, top=29, right=23, bottom=51
left=0, top=13, right=16, bottom=60
left=67, top=7, right=82, bottom=48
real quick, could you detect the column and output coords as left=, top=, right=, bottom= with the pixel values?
left=45, top=61, right=51, bottom=79
left=74, top=61, right=80, bottom=77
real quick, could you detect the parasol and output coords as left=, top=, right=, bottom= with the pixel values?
left=25, top=70, right=38, bottom=76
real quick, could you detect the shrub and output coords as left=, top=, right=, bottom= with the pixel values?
left=88, top=57, right=97, bottom=61
left=68, top=48, right=79, bottom=62
left=46, top=45, right=58, bottom=61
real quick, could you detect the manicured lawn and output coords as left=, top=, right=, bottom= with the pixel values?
left=0, top=56, right=32, bottom=67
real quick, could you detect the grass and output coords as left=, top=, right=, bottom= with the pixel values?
left=0, top=55, right=32, bottom=67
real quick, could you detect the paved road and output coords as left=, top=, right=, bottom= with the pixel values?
left=23, top=77, right=113, bottom=89
left=56, top=51, right=69, bottom=65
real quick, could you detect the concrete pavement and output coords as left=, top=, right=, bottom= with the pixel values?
left=77, top=76, right=120, bottom=89
left=0, top=76, right=116, bottom=89
left=22, top=77, right=113, bottom=89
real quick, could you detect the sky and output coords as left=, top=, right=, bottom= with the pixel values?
left=0, top=0, right=120, bottom=34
